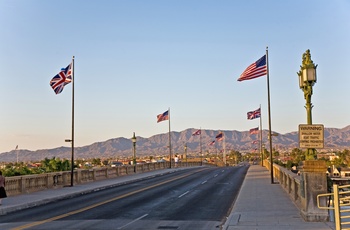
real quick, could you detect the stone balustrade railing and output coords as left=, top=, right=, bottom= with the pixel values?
left=263, top=159, right=329, bottom=221
left=263, top=160, right=302, bottom=209
left=5, top=161, right=207, bottom=197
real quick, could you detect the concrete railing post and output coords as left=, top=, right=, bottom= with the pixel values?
left=20, top=177, right=26, bottom=194
left=48, top=174, right=56, bottom=188
left=62, top=172, right=68, bottom=186
left=300, top=160, right=329, bottom=221
left=77, top=170, right=82, bottom=184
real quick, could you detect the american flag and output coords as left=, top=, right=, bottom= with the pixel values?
left=237, top=55, right=267, bottom=82
left=215, top=132, right=224, bottom=141
left=157, top=110, right=169, bottom=123
left=208, top=140, right=215, bottom=146
left=249, top=127, right=259, bottom=135
left=50, top=63, right=72, bottom=94
left=247, top=108, right=261, bottom=120
left=192, top=129, right=201, bottom=136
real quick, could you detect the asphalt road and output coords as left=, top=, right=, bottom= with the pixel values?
left=0, top=166, right=248, bottom=230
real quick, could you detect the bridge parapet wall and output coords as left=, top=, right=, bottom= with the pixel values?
left=263, top=160, right=329, bottom=222
left=4, top=162, right=209, bottom=196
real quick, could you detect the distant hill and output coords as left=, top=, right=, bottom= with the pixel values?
left=1, top=126, right=350, bottom=162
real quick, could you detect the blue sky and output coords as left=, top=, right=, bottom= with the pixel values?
left=0, top=0, right=349, bottom=153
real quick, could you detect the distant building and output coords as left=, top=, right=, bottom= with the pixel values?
left=317, top=152, right=338, bottom=160
left=327, top=165, right=350, bottom=185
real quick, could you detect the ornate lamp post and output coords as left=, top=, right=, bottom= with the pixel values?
left=131, top=132, right=137, bottom=172
left=297, top=49, right=318, bottom=160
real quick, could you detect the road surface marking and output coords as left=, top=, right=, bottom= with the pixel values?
left=178, top=191, right=189, bottom=198
left=117, top=214, right=148, bottom=229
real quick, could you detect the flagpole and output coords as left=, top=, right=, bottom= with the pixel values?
left=223, top=133, right=226, bottom=166
left=266, top=47, right=274, bottom=184
left=70, top=56, right=75, bottom=187
left=200, top=127, right=202, bottom=166
left=168, top=107, right=172, bottom=168
left=215, top=140, right=218, bottom=166
left=215, top=136, right=218, bottom=157
left=259, top=104, right=263, bottom=167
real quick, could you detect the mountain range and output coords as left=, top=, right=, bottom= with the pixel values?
left=1, top=126, right=350, bottom=163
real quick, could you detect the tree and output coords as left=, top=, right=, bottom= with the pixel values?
left=290, top=148, right=305, bottom=165
left=285, top=160, right=294, bottom=169
left=102, top=159, right=109, bottom=166
left=228, top=150, right=242, bottom=165
left=40, top=157, right=70, bottom=172
left=91, top=158, right=101, bottom=166
left=61, top=159, right=70, bottom=171
left=331, top=157, right=345, bottom=168
left=49, top=157, right=59, bottom=171
left=262, top=148, right=269, bottom=160
left=273, top=148, right=279, bottom=157
left=336, top=149, right=350, bottom=166
left=41, top=158, right=52, bottom=172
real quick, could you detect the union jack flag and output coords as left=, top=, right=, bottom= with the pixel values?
left=192, top=129, right=201, bottom=136
left=247, top=108, right=261, bottom=120
left=50, top=63, right=72, bottom=94
left=208, top=140, right=215, bottom=146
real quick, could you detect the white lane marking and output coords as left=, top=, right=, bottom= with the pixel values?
left=178, top=191, right=190, bottom=198
left=214, top=174, right=218, bottom=177
left=201, top=180, right=207, bottom=184
left=117, top=213, right=148, bottom=229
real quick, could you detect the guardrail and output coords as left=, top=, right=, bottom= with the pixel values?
left=318, top=184, right=350, bottom=230
left=5, top=161, right=208, bottom=196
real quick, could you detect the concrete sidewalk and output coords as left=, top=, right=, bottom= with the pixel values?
left=223, top=165, right=335, bottom=230
left=0, top=168, right=178, bottom=215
